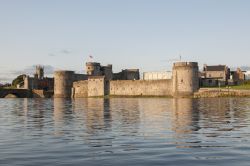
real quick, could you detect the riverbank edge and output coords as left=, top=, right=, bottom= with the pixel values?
left=86, top=89, right=250, bottom=98
left=2, top=89, right=250, bottom=98
left=193, top=88, right=250, bottom=98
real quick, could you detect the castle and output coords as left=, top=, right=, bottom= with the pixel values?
left=54, top=61, right=199, bottom=98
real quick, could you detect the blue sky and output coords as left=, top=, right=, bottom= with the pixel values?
left=1, top=0, right=250, bottom=82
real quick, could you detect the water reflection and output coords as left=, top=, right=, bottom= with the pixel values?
left=110, top=98, right=140, bottom=135
left=11, top=97, right=250, bottom=142
left=73, top=98, right=113, bottom=148
left=18, top=99, right=53, bottom=130
left=15, top=97, right=250, bottom=143
left=2, top=98, right=250, bottom=165
left=53, top=98, right=73, bottom=136
left=198, top=98, right=250, bottom=138
left=172, top=98, right=200, bottom=135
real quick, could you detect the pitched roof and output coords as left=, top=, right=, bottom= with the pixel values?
left=205, top=65, right=226, bottom=71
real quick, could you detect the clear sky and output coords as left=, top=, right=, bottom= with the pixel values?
left=1, top=0, right=250, bottom=82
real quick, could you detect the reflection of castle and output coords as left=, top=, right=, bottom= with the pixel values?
left=172, top=98, right=200, bottom=135
left=54, top=61, right=199, bottom=98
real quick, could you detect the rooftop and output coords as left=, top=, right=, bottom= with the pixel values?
left=204, top=65, right=226, bottom=71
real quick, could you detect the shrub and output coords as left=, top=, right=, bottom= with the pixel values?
left=12, top=75, right=25, bottom=87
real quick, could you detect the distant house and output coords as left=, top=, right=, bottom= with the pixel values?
left=244, top=71, right=250, bottom=80
left=229, top=68, right=245, bottom=85
left=143, top=71, right=172, bottom=80
left=201, top=64, right=230, bottom=87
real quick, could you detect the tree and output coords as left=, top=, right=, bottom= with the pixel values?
left=12, top=75, right=25, bottom=88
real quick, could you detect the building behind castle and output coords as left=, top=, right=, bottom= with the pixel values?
left=200, top=64, right=246, bottom=87
left=20, top=66, right=54, bottom=91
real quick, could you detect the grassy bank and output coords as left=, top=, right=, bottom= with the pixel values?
left=201, top=81, right=250, bottom=90
left=0, top=86, right=16, bottom=90
left=229, top=84, right=250, bottom=90
left=108, top=95, right=173, bottom=98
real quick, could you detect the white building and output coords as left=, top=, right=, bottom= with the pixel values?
left=143, top=71, right=172, bottom=80
left=244, top=71, right=250, bottom=80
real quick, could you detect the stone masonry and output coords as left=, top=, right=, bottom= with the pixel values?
left=54, top=61, right=199, bottom=98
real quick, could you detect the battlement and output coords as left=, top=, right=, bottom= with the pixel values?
left=86, top=62, right=101, bottom=66
left=173, top=62, right=198, bottom=68
left=54, top=70, right=75, bottom=76
left=88, top=76, right=105, bottom=79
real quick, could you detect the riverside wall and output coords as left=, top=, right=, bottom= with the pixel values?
left=194, top=88, right=250, bottom=98
left=72, top=80, right=88, bottom=98
left=88, top=76, right=106, bottom=97
left=109, top=79, right=173, bottom=96
left=54, top=71, right=88, bottom=98
left=72, top=79, right=173, bottom=97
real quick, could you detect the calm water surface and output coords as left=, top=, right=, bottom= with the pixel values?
left=1, top=98, right=250, bottom=166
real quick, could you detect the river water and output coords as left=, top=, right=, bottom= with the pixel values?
left=1, top=98, right=250, bottom=166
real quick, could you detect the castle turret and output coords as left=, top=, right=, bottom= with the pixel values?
left=54, top=71, right=75, bottom=98
left=86, top=62, right=101, bottom=76
left=35, top=65, right=44, bottom=79
left=172, top=62, right=199, bottom=97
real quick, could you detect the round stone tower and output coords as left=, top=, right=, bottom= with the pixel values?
left=86, top=62, right=101, bottom=76
left=172, top=62, right=199, bottom=97
left=54, top=71, right=75, bottom=98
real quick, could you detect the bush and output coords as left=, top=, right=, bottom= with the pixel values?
left=243, top=80, right=250, bottom=85
left=12, top=75, right=25, bottom=87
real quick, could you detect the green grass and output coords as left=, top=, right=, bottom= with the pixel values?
left=227, top=84, right=250, bottom=90
left=108, top=95, right=172, bottom=98
left=0, top=86, right=16, bottom=90
left=201, top=81, right=250, bottom=90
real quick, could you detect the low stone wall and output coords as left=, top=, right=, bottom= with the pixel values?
left=110, top=79, right=173, bottom=96
left=88, top=76, right=105, bottom=97
left=72, top=80, right=88, bottom=98
left=194, top=88, right=250, bottom=98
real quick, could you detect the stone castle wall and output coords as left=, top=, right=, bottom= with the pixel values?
left=55, top=62, right=200, bottom=98
left=72, top=79, right=173, bottom=97
left=88, top=76, right=106, bottom=97
left=109, top=79, right=173, bottom=96
left=72, top=80, right=88, bottom=98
